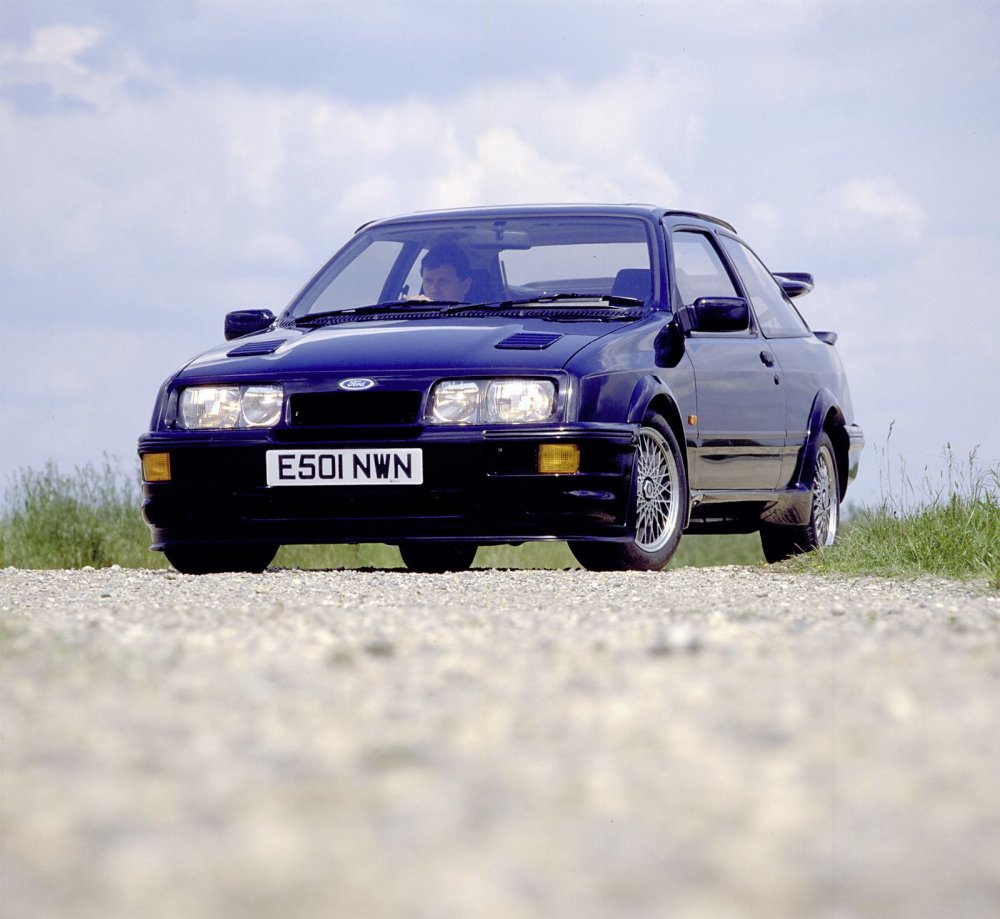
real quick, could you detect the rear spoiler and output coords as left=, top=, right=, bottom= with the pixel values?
left=773, top=272, right=814, bottom=298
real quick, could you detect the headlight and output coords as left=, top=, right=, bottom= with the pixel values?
left=179, top=386, right=241, bottom=429
left=178, top=384, right=284, bottom=429
left=428, top=380, right=481, bottom=424
left=241, top=385, right=284, bottom=427
left=485, top=379, right=555, bottom=423
left=427, top=379, right=556, bottom=424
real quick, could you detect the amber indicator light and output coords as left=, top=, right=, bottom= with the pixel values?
left=538, top=443, right=580, bottom=475
left=142, top=452, right=172, bottom=482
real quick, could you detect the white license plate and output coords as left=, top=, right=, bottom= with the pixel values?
left=266, top=448, right=423, bottom=486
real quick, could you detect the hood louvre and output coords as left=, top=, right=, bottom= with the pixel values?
left=227, top=339, right=285, bottom=357
left=495, top=332, right=564, bottom=350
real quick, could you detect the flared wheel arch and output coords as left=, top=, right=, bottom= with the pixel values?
left=800, top=392, right=852, bottom=502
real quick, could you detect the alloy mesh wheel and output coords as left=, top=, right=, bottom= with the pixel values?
left=812, top=443, right=839, bottom=547
left=634, top=426, right=682, bottom=552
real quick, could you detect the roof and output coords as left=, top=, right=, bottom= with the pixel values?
left=356, top=204, right=736, bottom=235
left=660, top=210, right=737, bottom=233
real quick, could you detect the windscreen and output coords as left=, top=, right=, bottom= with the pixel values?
left=287, top=215, right=655, bottom=317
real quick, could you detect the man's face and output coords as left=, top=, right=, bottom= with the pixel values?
left=421, top=263, right=472, bottom=301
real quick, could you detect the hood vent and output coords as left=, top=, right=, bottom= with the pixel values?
left=495, top=332, right=564, bottom=350
left=227, top=339, right=285, bottom=357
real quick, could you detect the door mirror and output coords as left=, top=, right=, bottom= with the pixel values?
left=692, top=297, right=750, bottom=333
left=224, top=309, right=276, bottom=340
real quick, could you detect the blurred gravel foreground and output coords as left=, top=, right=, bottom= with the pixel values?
left=2, top=566, right=999, bottom=919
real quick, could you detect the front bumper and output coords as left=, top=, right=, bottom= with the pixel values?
left=138, top=424, right=638, bottom=548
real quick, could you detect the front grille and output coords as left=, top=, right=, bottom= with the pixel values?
left=290, top=391, right=423, bottom=426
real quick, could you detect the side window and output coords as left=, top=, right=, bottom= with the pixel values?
left=671, top=232, right=738, bottom=304
left=305, top=239, right=405, bottom=313
left=402, top=249, right=428, bottom=298
left=719, top=237, right=809, bottom=337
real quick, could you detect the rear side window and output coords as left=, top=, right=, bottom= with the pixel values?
left=671, top=232, right=738, bottom=304
left=719, top=237, right=810, bottom=337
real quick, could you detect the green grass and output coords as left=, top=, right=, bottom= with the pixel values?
left=787, top=447, right=999, bottom=588
left=0, top=459, right=166, bottom=570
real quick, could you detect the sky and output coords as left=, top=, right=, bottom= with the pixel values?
left=1, top=0, right=998, bottom=510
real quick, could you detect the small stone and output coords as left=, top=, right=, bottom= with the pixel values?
left=364, top=639, right=395, bottom=658
left=649, top=624, right=703, bottom=656
left=326, top=648, right=354, bottom=667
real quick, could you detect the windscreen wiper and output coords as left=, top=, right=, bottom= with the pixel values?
left=465, top=293, right=645, bottom=310
left=291, top=300, right=463, bottom=326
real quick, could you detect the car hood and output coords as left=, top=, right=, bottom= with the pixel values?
left=178, top=317, right=628, bottom=379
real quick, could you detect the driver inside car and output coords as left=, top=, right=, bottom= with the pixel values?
left=414, top=242, right=473, bottom=302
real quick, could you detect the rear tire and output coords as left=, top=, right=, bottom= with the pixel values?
left=760, top=431, right=840, bottom=563
left=163, top=543, right=278, bottom=575
left=569, top=414, right=687, bottom=571
left=399, top=542, right=477, bottom=573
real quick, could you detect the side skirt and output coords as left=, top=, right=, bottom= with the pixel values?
left=686, top=486, right=813, bottom=533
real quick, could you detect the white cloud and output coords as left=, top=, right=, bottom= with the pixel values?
left=785, top=178, right=929, bottom=276
left=16, top=23, right=101, bottom=68
left=0, top=24, right=156, bottom=113
left=839, top=178, right=925, bottom=225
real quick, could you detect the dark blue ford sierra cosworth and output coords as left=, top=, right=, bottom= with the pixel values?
left=138, top=205, right=864, bottom=573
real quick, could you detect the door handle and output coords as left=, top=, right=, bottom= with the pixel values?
left=759, top=350, right=776, bottom=367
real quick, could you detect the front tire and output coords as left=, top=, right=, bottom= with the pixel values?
left=569, top=415, right=687, bottom=571
left=760, top=431, right=840, bottom=563
left=163, top=542, right=278, bottom=575
left=399, top=542, right=478, bottom=573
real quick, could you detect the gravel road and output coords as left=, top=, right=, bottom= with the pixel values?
left=2, top=565, right=999, bottom=919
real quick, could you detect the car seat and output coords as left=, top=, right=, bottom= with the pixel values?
left=611, top=268, right=651, bottom=302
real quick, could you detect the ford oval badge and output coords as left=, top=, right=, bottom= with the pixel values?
left=339, top=378, right=376, bottom=391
